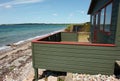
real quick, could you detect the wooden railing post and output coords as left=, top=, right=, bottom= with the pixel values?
left=34, top=68, right=38, bottom=81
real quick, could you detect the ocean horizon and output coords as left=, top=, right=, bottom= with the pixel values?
left=0, top=24, right=67, bottom=51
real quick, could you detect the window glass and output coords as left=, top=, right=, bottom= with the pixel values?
left=91, top=15, right=94, bottom=26
left=93, top=15, right=96, bottom=26
left=100, top=8, right=105, bottom=31
left=104, top=3, right=112, bottom=32
left=96, top=14, right=99, bottom=28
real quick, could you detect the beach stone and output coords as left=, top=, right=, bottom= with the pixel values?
left=47, top=76, right=57, bottom=81
left=65, top=73, right=73, bottom=81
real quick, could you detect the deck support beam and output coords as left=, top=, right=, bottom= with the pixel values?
left=114, top=61, right=120, bottom=76
left=34, top=68, right=38, bottom=81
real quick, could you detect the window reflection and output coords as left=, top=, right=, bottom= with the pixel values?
left=96, top=14, right=98, bottom=25
left=92, top=2, right=112, bottom=33
left=93, top=15, right=96, bottom=26
left=105, top=3, right=112, bottom=32
left=91, top=15, right=94, bottom=26
left=100, top=8, right=105, bottom=31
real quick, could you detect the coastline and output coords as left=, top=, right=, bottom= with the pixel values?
left=0, top=29, right=65, bottom=81
left=0, top=29, right=64, bottom=54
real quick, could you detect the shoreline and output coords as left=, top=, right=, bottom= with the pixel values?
left=0, top=29, right=64, bottom=54
left=0, top=29, right=65, bottom=81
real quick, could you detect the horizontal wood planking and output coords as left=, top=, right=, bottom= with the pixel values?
left=34, top=45, right=120, bottom=55
left=111, top=0, right=120, bottom=44
left=61, top=32, right=78, bottom=42
left=34, top=55, right=114, bottom=70
left=34, top=51, right=120, bottom=61
left=35, top=63, right=112, bottom=75
left=35, top=61, right=113, bottom=75
left=32, top=43, right=120, bottom=74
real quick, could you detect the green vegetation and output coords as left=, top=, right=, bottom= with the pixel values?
left=57, top=78, right=64, bottom=81
left=9, top=65, right=16, bottom=71
left=64, top=24, right=73, bottom=32
left=65, top=22, right=90, bottom=32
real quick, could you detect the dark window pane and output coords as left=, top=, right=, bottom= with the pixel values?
left=93, top=15, right=96, bottom=26
left=105, top=3, right=112, bottom=32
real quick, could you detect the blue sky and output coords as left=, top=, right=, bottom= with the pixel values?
left=0, top=0, right=91, bottom=24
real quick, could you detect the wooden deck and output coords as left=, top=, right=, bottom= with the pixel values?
left=32, top=32, right=119, bottom=75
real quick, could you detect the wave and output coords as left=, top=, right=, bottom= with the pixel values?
left=14, top=28, right=64, bottom=45
left=0, top=46, right=11, bottom=53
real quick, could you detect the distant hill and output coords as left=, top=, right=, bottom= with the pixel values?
left=0, top=23, right=69, bottom=26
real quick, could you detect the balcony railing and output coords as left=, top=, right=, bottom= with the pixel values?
left=32, top=32, right=119, bottom=81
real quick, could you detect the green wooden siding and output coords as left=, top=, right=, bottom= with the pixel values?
left=109, top=0, right=120, bottom=44
left=32, top=43, right=120, bottom=75
left=61, top=32, right=78, bottom=42
left=116, top=0, right=120, bottom=46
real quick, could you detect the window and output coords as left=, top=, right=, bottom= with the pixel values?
left=91, top=2, right=113, bottom=33
left=93, top=15, right=96, bottom=26
left=104, top=3, right=112, bottom=32
left=96, top=14, right=98, bottom=26
left=96, top=13, right=100, bottom=29
left=100, top=8, right=105, bottom=31
left=90, top=1, right=114, bottom=44
left=91, top=15, right=94, bottom=26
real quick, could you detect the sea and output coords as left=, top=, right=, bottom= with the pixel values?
left=0, top=24, right=67, bottom=51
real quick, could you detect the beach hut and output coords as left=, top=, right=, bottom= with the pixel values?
left=88, top=0, right=120, bottom=44
left=32, top=0, right=120, bottom=80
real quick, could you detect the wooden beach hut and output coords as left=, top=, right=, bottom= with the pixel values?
left=32, top=0, right=120, bottom=80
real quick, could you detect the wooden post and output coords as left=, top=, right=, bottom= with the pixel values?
left=45, top=75, right=48, bottom=81
left=34, top=68, right=38, bottom=81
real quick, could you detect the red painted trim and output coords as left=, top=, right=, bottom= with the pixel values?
left=32, top=40, right=115, bottom=47
left=32, top=33, right=116, bottom=47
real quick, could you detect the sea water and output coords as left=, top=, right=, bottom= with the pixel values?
left=0, top=24, right=66, bottom=51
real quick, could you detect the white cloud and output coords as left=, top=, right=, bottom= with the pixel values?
left=0, top=0, right=44, bottom=8
left=52, top=13, right=58, bottom=16
left=4, top=5, right=12, bottom=9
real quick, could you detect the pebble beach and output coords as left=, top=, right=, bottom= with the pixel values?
left=0, top=37, right=119, bottom=81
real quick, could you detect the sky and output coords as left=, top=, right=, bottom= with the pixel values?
left=0, top=0, right=91, bottom=24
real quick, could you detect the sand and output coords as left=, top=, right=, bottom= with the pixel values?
left=0, top=41, right=33, bottom=81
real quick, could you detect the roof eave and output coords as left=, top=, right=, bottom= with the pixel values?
left=87, top=0, right=97, bottom=14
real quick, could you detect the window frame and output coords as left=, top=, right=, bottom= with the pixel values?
left=92, top=1, right=113, bottom=35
